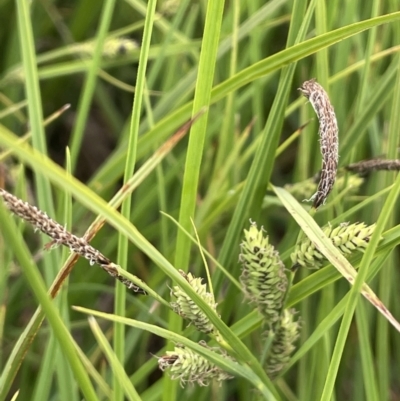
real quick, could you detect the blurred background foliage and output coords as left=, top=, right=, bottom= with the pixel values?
left=1, top=0, right=400, bottom=400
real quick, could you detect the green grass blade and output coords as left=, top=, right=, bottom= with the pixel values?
left=115, top=1, right=157, bottom=400
left=216, top=0, right=312, bottom=301
left=88, top=317, right=142, bottom=401
left=169, top=0, right=225, bottom=399
left=174, top=0, right=225, bottom=271
left=0, top=202, right=98, bottom=401
left=274, top=185, right=400, bottom=332
left=356, top=301, right=380, bottom=401
left=16, top=0, right=59, bottom=282
left=75, top=307, right=279, bottom=401
left=320, top=167, right=400, bottom=400
left=69, top=0, right=117, bottom=171
left=0, top=126, right=277, bottom=398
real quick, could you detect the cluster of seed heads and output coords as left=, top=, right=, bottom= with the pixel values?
left=158, top=343, right=234, bottom=387
left=158, top=272, right=234, bottom=386
left=0, top=188, right=145, bottom=294
left=161, top=79, right=383, bottom=386
left=299, top=79, right=339, bottom=209
left=239, top=222, right=300, bottom=379
left=170, top=270, right=220, bottom=336
left=2, top=74, right=388, bottom=392
left=291, top=222, right=376, bottom=269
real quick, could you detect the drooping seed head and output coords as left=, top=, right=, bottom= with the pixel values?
left=299, top=79, right=339, bottom=209
left=298, top=78, right=318, bottom=99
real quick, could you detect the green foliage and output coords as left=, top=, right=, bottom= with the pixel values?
left=1, top=0, right=400, bottom=400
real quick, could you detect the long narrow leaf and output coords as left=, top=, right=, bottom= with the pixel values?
left=273, top=186, right=400, bottom=333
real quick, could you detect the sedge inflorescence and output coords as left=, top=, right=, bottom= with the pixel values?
left=266, top=309, right=300, bottom=379
left=161, top=271, right=234, bottom=386
left=158, top=344, right=234, bottom=387
left=298, top=79, right=339, bottom=209
left=239, top=221, right=300, bottom=379
left=239, top=221, right=288, bottom=326
left=291, top=222, right=376, bottom=269
left=170, top=270, right=219, bottom=336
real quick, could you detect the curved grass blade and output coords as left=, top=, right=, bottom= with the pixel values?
left=74, top=306, right=279, bottom=401
left=0, top=203, right=98, bottom=401
left=0, top=117, right=197, bottom=400
left=273, top=185, right=400, bottom=333
left=0, top=126, right=276, bottom=397
left=89, top=11, right=400, bottom=189
left=88, top=317, right=141, bottom=401
left=286, top=223, right=400, bottom=307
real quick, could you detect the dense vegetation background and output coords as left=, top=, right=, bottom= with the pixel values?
left=0, top=0, right=400, bottom=400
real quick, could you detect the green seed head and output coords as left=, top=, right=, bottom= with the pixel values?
left=171, top=271, right=219, bottom=335
left=291, top=222, right=377, bottom=269
left=266, top=309, right=300, bottom=379
left=158, top=344, right=234, bottom=387
left=239, top=222, right=288, bottom=326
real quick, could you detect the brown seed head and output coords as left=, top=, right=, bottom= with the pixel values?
left=299, top=79, right=339, bottom=208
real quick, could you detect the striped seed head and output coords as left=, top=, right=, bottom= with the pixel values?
left=0, top=188, right=146, bottom=293
left=298, top=78, right=339, bottom=209
left=239, top=222, right=287, bottom=326
left=298, top=78, right=319, bottom=99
